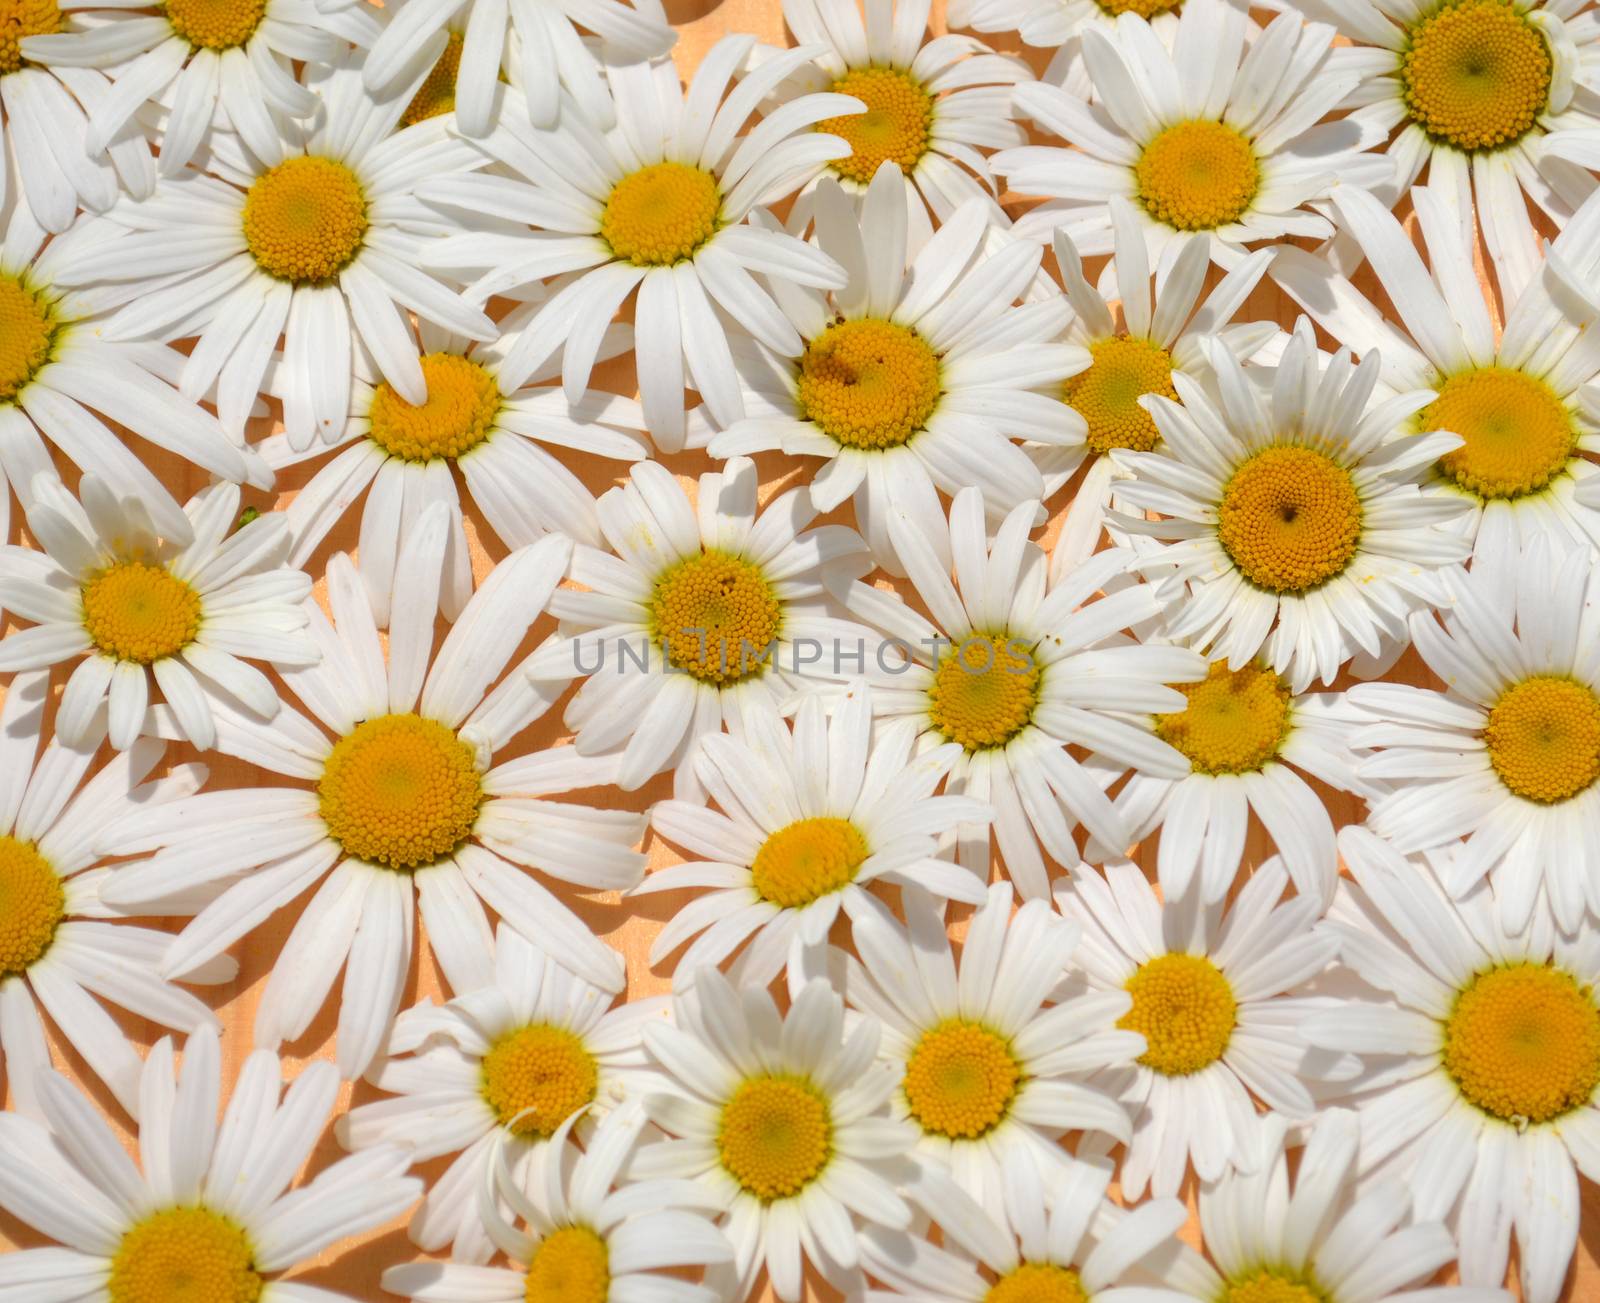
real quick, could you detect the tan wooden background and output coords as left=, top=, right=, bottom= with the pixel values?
left=2, top=2, right=1598, bottom=1298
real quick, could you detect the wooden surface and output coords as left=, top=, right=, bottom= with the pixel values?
left=2, top=3, right=1598, bottom=1299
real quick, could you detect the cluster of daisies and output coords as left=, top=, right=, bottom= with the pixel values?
left=5, top=0, right=1600, bottom=1295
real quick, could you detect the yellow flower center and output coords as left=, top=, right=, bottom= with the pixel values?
left=1482, top=675, right=1600, bottom=804
left=718, top=1075, right=832, bottom=1202
left=1155, top=661, right=1291, bottom=775
left=0, top=274, right=55, bottom=402
left=1096, top=0, right=1181, bottom=12
left=480, top=1023, right=600, bottom=1140
left=648, top=549, right=782, bottom=686
left=242, top=156, right=368, bottom=285
left=524, top=1226, right=610, bottom=1303
left=1443, top=962, right=1600, bottom=1124
left=749, top=816, right=869, bottom=909
left=795, top=317, right=941, bottom=450
left=0, top=835, right=63, bottom=978
left=818, top=66, right=934, bottom=185
left=81, top=560, right=202, bottom=664
left=985, top=1263, right=1090, bottom=1303
left=927, top=634, right=1041, bottom=752
left=1422, top=367, right=1575, bottom=500
left=1221, top=1270, right=1329, bottom=1303
left=368, top=352, right=500, bottom=462
left=0, top=0, right=61, bottom=75
left=164, top=0, right=266, bottom=50
left=600, top=161, right=721, bottom=267
left=316, top=713, right=483, bottom=870
left=1119, top=952, right=1237, bottom=1076
left=402, top=29, right=463, bottom=127
left=1065, top=334, right=1176, bottom=456
left=1401, top=0, right=1551, bottom=151
left=902, top=1019, right=1022, bottom=1140
left=1134, top=120, right=1259, bottom=232
left=1217, top=446, right=1363, bottom=593
left=108, top=1208, right=263, bottom=1303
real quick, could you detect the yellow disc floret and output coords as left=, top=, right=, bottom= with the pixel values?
left=1443, top=961, right=1600, bottom=1124
left=0, top=836, right=63, bottom=977
left=0, top=0, right=62, bottom=75
left=1483, top=675, right=1600, bottom=804
left=480, top=1023, right=600, bottom=1139
left=368, top=352, right=501, bottom=462
left=1155, top=661, right=1292, bottom=775
left=242, top=156, right=368, bottom=285
left=81, top=561, right=202, bottom=664
left=164, top=0, right=267, bottom=49
left=525, top=1226, right=610, bottom=1303
left=819, top=67, right=935, bottom=185
left=750, top=816, right=869, bottom=909
left=1402, top=0, right=1551, bottom=150
left=796, top=317, right=941, bottom=449
left=1135, top=120, right=1259, bottom=232
left=985, top=1263, right=1090, bottom=1303
left=1065, top=334, right=1176, bottom=455
left=1119, top=952, right=1237, bottom=1076
left=648, top=549, right=782, bottom=685
left=1217, top=446, right=1363, bottom=593
left=903, top=1019, right=1022, bottom=1139
left=927, top=634, right=1041, bottom=751
left=1096, top=0, right=1180, bottom=12
left=600, top=162, right=721, bottom=267
left=317, top=713, right=483, bottom=869
left=0, top=274, right=55, bottom=401
left=718, top=1075, right=832, bottom=1201
left=1423, top=367, right=1575, bottom=499
left=108, top=1208, right=263, bottom=1303
left=1222, top=1270, right=1329, bottom=1303
left=402, top=30, right=463, bottom=127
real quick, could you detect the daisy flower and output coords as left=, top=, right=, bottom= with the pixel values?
left=0, top=1025, right=421, bottom=1303
left=1352, top=537, right=1600, bottom=933
left=22, top=0, right=381, bottom=177
left=1054, top=857, right=1345, bottom=1200
left=1300, top=0, right=1600, bottom=299
left=0, top=189, right=266, bottom=546
left=0, top=670, right=230, bottom=1121
left=49, top=49, right=496, bottom=449
left=707, top=169, right=1082, bottom=576
left=859, top=1149, right=1192, bottom=1303
left=1047, top=200, right=1277, bottom=571
left=771, top=0, right=1028, bottom=234
left=1095, top=651, right=1362, bottom=907
left=0, top=475, right=315, bottom=752
left=257, top=305, right=650, bottom=626
left=381, top=19, right=467, bottom=132
left=640, top=684, right=992, bottom=987
left=0, top=21, right=148, bottom=232
left=994, top=0, right=1393, bottom=274
left=837, top=883, right=1140, bottom=1223
left=1112, top=320, right=1474, bottom=692
left=97, top=517, right=643, bottom=1080
left=1147, top=1108, right=1512, bottom=1303
left=633, top=966, right=919, bottom=1302
left=362, top=0, right=676, bottom=137
left=340, top=925, right=664, bottom=1263
left=1275, top=181, right=1600, bottom=581
left=416, top=41, right=859, bottom=450
left=948, top=0, right=1181, bottom=101
left=1301, top=824, right=1600, bottom=1303
left=522, top=457, right=873, bottom=800
left=383, top=1100, right=733, bottom=1303
left=839, top=488, right=1207, bottom=898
